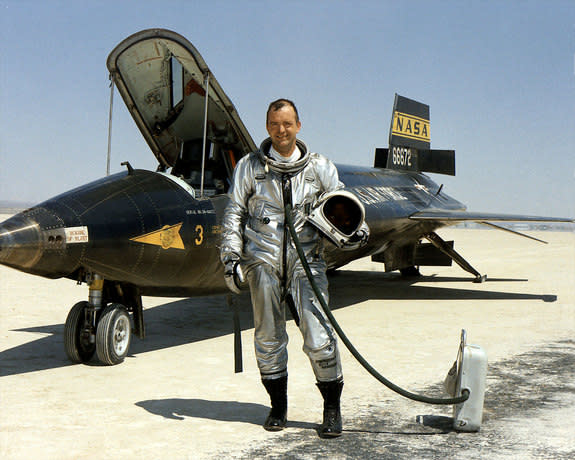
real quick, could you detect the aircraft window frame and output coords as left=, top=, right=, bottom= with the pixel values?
left=170, top=56, right=184, bottom=109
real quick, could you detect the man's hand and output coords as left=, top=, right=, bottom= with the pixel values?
left=224, top=258, right=245, bottom=294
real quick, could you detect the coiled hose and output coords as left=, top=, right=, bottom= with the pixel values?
left=285, top=203, right=470, bottom=405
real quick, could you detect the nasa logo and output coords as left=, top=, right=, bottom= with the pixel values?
left=391, top=111, right=430, bottom=143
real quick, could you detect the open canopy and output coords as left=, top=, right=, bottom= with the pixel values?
left=107, top=28, right=256, bottom=193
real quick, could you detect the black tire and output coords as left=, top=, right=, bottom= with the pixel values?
left=64, top=301, right=96, bottom=363
left=96, top=303, right=131, bottom=365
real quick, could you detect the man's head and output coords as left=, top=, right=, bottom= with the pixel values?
left=266, top=99, right=301, bottom=157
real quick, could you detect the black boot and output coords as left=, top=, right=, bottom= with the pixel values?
left=316, top=379, right=344, bottom=438
left=262, top=376, right=287, bottom=431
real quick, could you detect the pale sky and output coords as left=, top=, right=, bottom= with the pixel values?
left=1, top=0, right=574, bottom=217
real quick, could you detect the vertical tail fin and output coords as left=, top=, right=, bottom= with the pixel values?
left=389, top=94, right=431, bottom=150
left=374, top=94, right=455, bottom=176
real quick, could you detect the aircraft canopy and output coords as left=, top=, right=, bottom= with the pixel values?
left=107, top=29, right=256, bottom=191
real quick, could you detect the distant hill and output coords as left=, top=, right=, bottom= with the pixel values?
left=0, top=200, right=34, bottom=214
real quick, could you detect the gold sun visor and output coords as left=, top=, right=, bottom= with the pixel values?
left=307, top=190, right=366, bottom=248
left=106, top=29, right=256, bottom=170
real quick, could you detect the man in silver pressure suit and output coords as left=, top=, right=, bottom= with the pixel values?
left=220, top=99, right=344, bottom=438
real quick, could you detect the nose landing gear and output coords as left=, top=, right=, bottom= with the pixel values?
left=63, top=274, right=133, bottom=365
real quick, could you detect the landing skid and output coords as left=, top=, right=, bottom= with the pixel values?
left=400, top=266, right=422, bottom=277
left=425, top=232, right=487, bottom=283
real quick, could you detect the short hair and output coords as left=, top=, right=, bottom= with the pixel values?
left=266, top=98, right=300, bottom=124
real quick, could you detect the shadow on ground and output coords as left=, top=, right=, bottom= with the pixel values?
left=1, top=271, right=555, bottom=377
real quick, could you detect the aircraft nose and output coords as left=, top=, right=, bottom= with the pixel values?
left=0, top=213, right=44, bottom=270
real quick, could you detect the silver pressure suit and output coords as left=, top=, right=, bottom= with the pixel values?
left=221, top=138, right=343, bottom=382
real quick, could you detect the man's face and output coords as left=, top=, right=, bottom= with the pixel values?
left=266, top=105, right=301, bottom=156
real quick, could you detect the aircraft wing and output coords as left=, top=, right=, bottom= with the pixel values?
left=410, top=209, right=574, bottom=224
left=410, top=209, right=573, bottom=243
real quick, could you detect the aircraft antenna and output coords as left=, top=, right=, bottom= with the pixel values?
left=106, top=75, right=115, bottom=176
left=200, top=71, right=210, bottom=197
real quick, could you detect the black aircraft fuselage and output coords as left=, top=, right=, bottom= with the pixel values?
left=0, top=164, right=462, bottom=297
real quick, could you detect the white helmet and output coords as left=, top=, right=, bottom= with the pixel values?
left=307, top=190, right=366, bottom=248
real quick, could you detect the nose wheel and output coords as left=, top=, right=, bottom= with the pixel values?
left=96, top=303, right=132, bottom=365
left=64, top=301, right=97, bottom=363
left=64, top=301, right=132, bottom=365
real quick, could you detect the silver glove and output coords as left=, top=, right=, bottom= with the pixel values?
left=224, top=259, right=245, bottom=294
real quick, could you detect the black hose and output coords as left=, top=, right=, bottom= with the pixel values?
left=285, top=204, right=470, bottom=405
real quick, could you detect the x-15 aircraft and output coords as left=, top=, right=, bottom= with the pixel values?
left=0, top=29, right=571, bottom=366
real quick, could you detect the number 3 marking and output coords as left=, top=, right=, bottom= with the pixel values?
left=195, top=224, right=204, bottom=245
